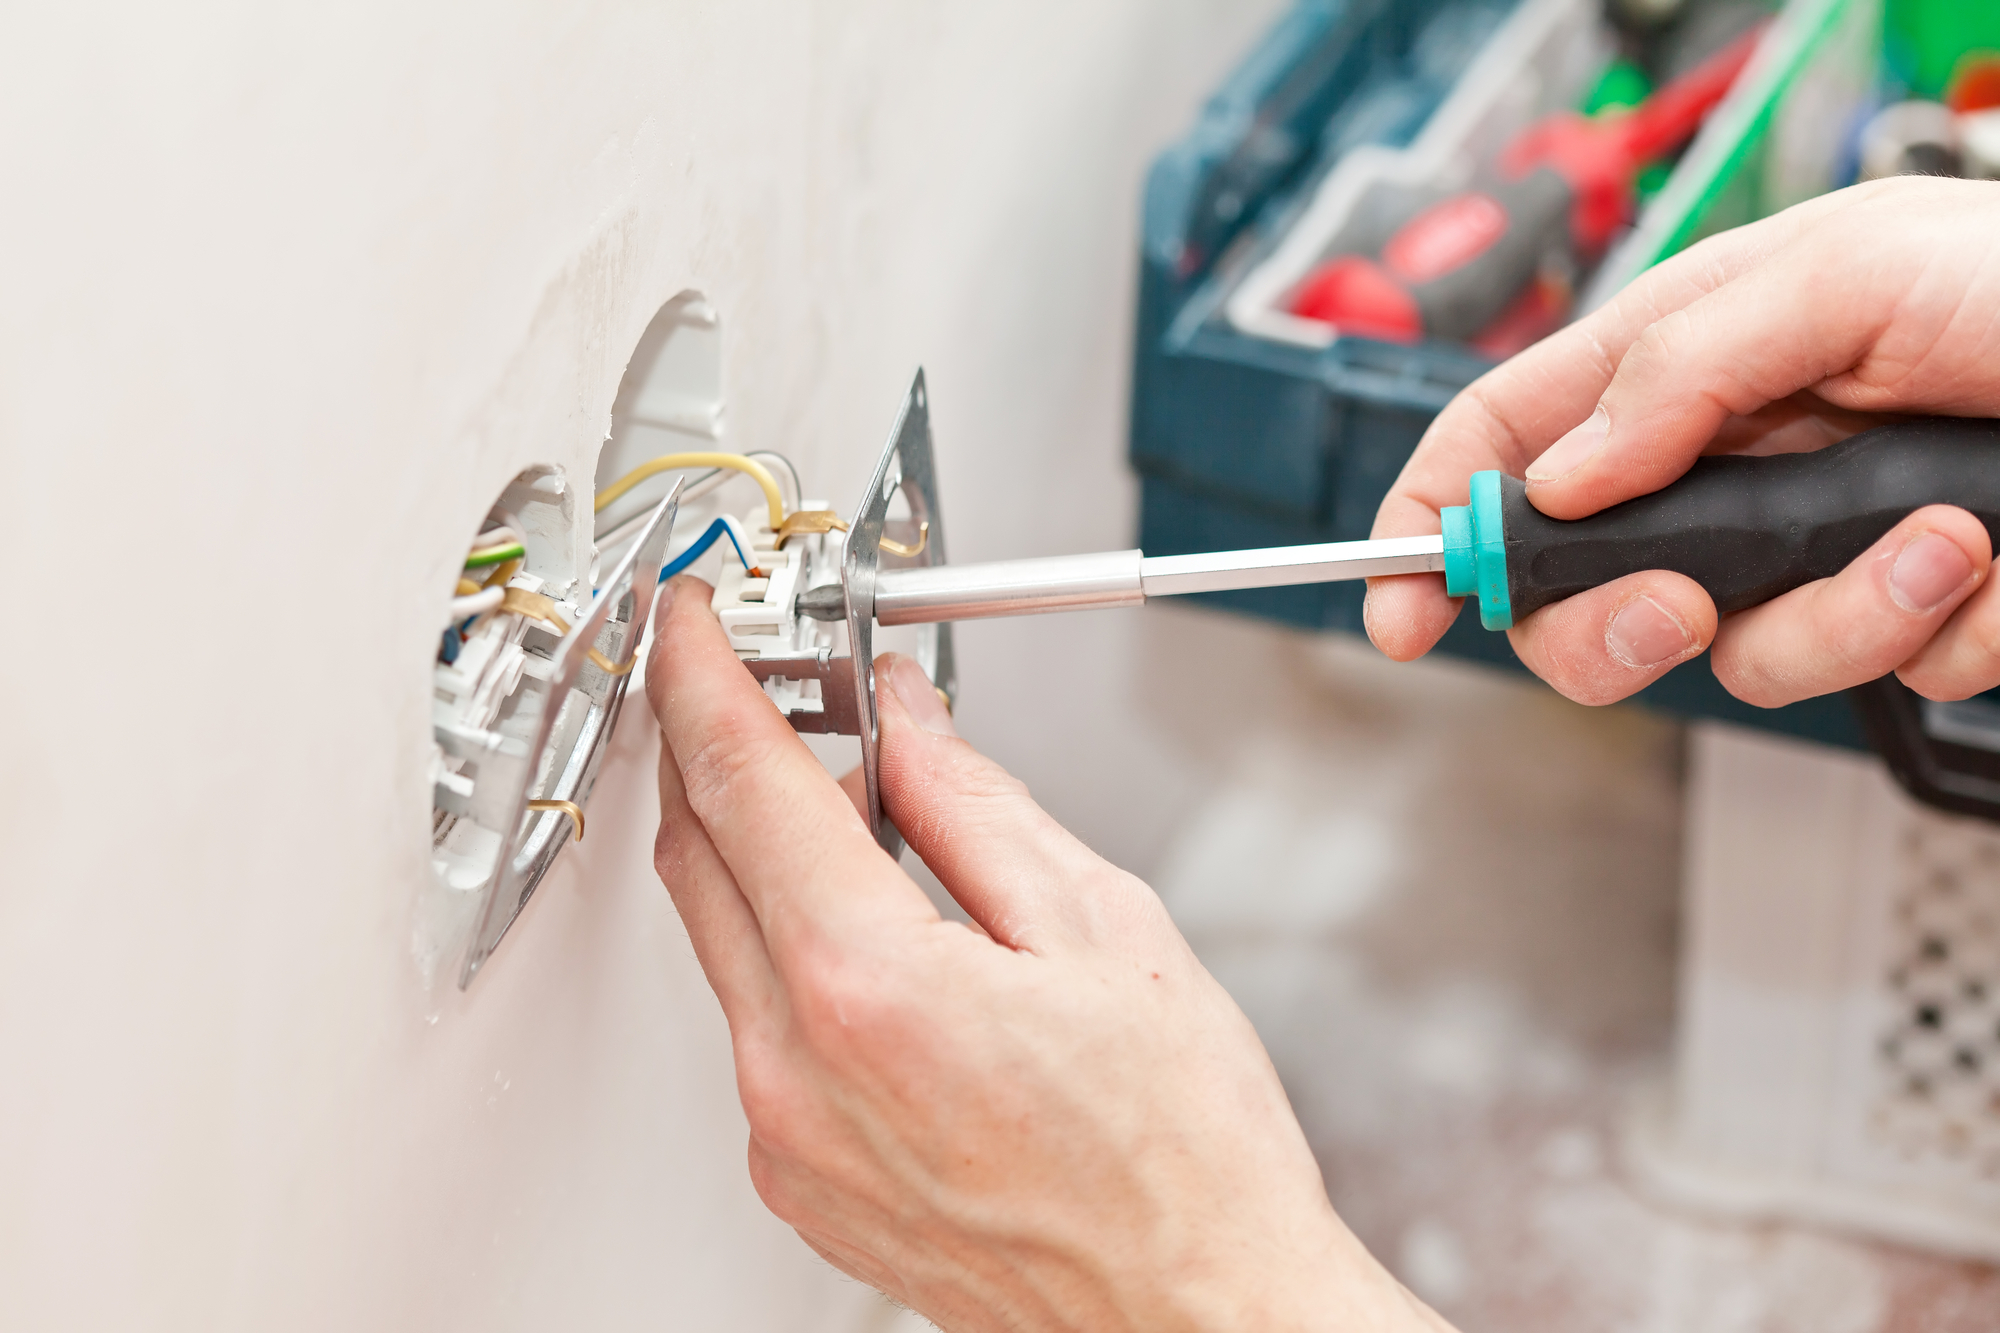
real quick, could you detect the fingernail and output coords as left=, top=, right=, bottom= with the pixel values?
left=890, top=654, right=956, bottom=737
left=1606, top=594, right=1693, bottom=668
left=657, top=577, right=681, bottom=615
left=1890, top=532, right=1974, bottom=612
left=1526, top=406, right=1609, bottom=483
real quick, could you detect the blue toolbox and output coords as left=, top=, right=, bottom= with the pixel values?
left=1129, top=0, right=1882, bottom=749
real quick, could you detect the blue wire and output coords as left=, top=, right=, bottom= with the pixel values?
left=659, top=517, right=756, bottom=583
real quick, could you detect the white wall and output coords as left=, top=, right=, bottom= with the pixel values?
left=0, top=4, right=1286, bottom=1329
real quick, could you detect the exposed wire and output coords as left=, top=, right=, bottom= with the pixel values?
left=660, top=515, right=763, bottom=583
left=594, top=452, right=785, bottom=529
left=465, top=543, right=526, bottom=569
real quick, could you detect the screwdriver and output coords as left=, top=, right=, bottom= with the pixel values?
left=798, top=418, right=2000, bottom=631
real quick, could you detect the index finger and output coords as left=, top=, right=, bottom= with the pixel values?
left=644, top=576, right=937, bottom=957
left=1364, top=196, right=1837, bottom=662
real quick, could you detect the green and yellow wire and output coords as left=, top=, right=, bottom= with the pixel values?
left=464, top=542, right=526, bottom=569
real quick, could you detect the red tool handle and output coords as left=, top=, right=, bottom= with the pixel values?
left=1291, top=24, right=1767, bottom=343
left=1503, top=23, right=1766, bottom=249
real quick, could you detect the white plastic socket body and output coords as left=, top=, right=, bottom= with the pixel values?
left=431, top=468, right=590, bottom=896
left=712, top=501, right=849, bottom=726
left=427, top=463, right=670, bottom=988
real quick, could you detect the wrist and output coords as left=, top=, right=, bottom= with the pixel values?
left=1142, top=1220, right=1451, bottom=1333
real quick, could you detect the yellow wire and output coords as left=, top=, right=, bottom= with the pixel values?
left=594, top=452, right=785, bottom=530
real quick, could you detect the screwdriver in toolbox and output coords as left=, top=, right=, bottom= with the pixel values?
left=798, top=418, right=2000, bottom=633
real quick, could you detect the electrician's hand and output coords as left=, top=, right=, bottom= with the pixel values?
left=1366, top=176, right=2000, bottom=707
left=645, top=577, right=1453, bottom=1333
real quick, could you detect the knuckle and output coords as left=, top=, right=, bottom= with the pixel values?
left=1066, top=867, right=1170, bottom=941
left=1905, top=612, right=2000, bottom=702
left=735, top=1041, right=812, bottom=1156
left=1819, top=582, right=1931, bottom=681
left=651, top=823, right=683, bottom=884
left=1511, top=611, right=1642, bottom=707
left=886, top=745, right=1039, bottom=844
left=1625, top=309, right=1690, bottom=368
left=944, top=749, right=1034, bottom=806
left=1820, top=624, right=1895, bottom=682
left=675, top=720, right=785, bottom=825
left=1967, top=616, right=2000, bottom=676
left=1711, top=652, right=1792, bottom=709
left=1457, top=381, right=1530, bottom=460
left=789, top=940, right=907, bottom=1047
left=745, top=1137, right=807, bottom=1226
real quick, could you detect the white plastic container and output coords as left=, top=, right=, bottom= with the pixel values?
left=1630, top=722, right=2000, bottom=1261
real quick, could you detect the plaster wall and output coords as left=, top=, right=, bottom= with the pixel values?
left=0, top=4, right=1284, bottom=1329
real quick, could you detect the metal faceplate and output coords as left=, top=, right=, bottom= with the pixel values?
left=458, top=482, right=682, bottom=986
left=842, top=369, right=957, bottom=857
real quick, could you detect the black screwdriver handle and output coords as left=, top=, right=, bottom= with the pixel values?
left=1499, top=417, right=2000, bottom=621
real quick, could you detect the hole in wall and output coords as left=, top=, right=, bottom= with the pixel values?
left=595, top=291, right=726, bottom=547
left=417, top=293, right=763, bottom=988
left=430, top=464, right=584, bottom=895
left=593, top=291, right=803, bottom=581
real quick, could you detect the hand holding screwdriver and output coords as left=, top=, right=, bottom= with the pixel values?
left=1365, top=176, right=2000, bottom=709
left=641, top=177, right=2000, bottom=1333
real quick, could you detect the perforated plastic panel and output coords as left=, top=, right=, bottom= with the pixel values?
left=1874, top=821, right=2000, bottom=1177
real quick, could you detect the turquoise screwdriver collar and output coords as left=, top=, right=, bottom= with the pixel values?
left=1440, top=470, right=1513, bottom=630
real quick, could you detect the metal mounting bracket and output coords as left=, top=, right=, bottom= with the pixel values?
left=458, top=481, right=681, bottom=987
left=840, top=369, right=957, bottom=856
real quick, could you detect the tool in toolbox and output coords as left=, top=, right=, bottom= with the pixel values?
left=726, top=375, right=2000, bottom=849
left=1288, top=23, right=1764, bottom=345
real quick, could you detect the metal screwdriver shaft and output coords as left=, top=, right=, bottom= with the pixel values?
left=797, top=535, right=1445, bottom=626
left=1139, top=534, right=1446, bottom=595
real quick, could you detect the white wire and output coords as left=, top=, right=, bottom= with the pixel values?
left=446, top=587, right=505, bottom=623
left=746, top=451, right=802, bottom=510
left=473, top=524, right=520, bottom=548
left=623, top=453, right=798, bottom=510
left=715, top=513, right=761, bottom=571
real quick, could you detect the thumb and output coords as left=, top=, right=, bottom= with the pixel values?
left=872, top=653, right=1151, bottom=951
